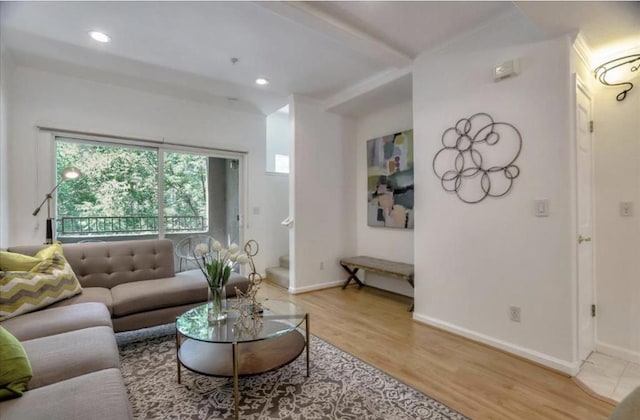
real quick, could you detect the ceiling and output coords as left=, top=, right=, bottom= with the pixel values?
left=1, top=1, right=638, bottom=117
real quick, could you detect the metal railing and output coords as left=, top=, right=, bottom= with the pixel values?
left=58, top=216, right=207, bottom=235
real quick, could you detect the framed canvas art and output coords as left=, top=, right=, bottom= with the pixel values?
left=367, top=130, right=414, bottom=229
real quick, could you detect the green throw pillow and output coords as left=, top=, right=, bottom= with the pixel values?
left=0, top=252, right=41, bottom=272
left=0, top=243, right=64, bottom=272
left=34, top=243, right=64, bottom=260
left=0, top=326, right=32, bottom=400
left=0, top=254, right=82, bottom=321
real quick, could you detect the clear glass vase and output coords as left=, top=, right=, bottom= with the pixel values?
left=207, top=283, right=227, bottom=323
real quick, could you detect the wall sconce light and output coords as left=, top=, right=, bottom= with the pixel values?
left=32, top=167, right=82, bottom=244
left=594, top=54, right=640, bottom=101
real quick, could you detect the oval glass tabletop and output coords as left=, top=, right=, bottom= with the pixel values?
left=176, top=299, right=306, bottom=344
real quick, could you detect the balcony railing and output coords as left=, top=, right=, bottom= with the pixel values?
left=58, top=216, right=207, bottom=236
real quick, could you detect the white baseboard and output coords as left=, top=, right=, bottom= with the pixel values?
left=413, top=313, right=580, bottom=376
left=596, top=341, right=640, bottom=365
left=288, top=280, right=344, bottom=294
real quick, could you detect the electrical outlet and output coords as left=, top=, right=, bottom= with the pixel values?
left=319, top=261, right=324, bottom=270
left=509, top=306, right=521, bottom=323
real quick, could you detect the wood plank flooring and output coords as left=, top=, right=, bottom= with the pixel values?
left=258, top=282, right=615, bottom=419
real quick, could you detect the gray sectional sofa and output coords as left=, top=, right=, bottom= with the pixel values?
left=6, top=239, right=249, bottom=332
left=0, top=303, right=132, bottom=420
left=0, top=238, right=249, bottom=420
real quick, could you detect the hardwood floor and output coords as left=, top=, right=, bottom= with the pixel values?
left=258, top=281, right=615, bottom=419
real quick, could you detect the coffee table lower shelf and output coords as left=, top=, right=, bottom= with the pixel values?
left=177, top=330, right=306, bottom=377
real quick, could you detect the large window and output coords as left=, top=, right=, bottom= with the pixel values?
left=55, top=137, right=239, bottom=244
left=163, top=151, right=209, bottom=233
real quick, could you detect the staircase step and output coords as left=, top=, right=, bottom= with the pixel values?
left=266, top=266, right=289, bottom=289
left=279, top=255, right=289, bottom=269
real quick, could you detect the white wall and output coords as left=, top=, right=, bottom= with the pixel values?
left=262, top=172, right=289, bottom=268
left=263, top=106, right=291, bottom=269
left=289, top=95, right=356, bottom=292
left=6, top=65, right=274, bottom=272
left=594, top=77, right=640, bottom=363
left=355, top=101, right=414, bottom=296
left=412, top=10, right=579, bottom=372
left=266, top=107, right=291, bottom=173
left=0, top=46, right=11, bottom=248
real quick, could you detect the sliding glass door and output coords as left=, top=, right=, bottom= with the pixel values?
left=55, top=137, right=241, bottom=250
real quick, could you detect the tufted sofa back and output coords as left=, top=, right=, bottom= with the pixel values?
left=8, top=239, right=175, bottom=289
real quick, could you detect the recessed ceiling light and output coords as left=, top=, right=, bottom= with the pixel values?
left=89, top=31, right=111, bottom=43
left=255, top=77, right=269, bottom=86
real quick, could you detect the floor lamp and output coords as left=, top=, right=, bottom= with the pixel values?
left=32, top=166, right=82, bottom=244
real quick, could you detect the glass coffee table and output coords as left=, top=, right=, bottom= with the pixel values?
left=175, top=299, right=309, bottom=420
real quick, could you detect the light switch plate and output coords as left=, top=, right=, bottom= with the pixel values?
left=534, top=199, right=549, bottom=217
left=620, top=202, right=633, bottom=217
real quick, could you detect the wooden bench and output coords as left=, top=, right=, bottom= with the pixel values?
left=339, top=256, right=414, bottom=311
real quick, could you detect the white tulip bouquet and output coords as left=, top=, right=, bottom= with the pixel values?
left=194, top=240, right=250, bottom=322
left=194, top=240, right=250, bottom=289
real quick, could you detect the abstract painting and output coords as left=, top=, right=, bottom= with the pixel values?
left=367, top=130, right=414, bottom=229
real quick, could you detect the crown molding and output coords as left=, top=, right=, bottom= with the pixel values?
left=573, top=32, right=593, bottom=69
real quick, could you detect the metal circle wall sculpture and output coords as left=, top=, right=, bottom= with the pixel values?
left=432, top=113, right=522, bottom=204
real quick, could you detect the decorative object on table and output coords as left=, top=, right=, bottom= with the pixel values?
left=366, top=129, right=414, bottom=229
left=231, top=239, right=264, bottom=335
left=32, top=166, right=82, bottom=244
left=594, top=54, right=640, bottom=101
left=175, top=235, right=215, bottom=272
left=433, top=113, right=522, bottom=204
left=194, top=240, right=249, bottom=323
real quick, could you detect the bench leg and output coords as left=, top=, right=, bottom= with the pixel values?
left=341, top=265, right=364, bottom=289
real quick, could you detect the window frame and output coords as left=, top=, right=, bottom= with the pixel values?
left=49, top=132, right=247, bottom=245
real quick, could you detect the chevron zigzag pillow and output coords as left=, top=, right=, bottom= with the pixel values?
left=0, top=255, right=82, bottom=321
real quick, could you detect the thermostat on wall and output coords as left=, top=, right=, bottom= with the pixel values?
left=494, top=59, right=520, bottom=81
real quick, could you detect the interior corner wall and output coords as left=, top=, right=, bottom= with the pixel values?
left=412, top=32, right=577, bottom=371
left=0, top=46, right=12, bottom=248
left=266, top=110, right=291, bottom=173
left=593, top=83, right=640, bottom=362
left=263, top=172, right=289, bottom=269
left=6, top=66, right=272, bottom=272
left=263, top=108, right=290, bottom=270
left=355, top=101, right=414, bottom=296
left=289, top=96, right=356, bottom=292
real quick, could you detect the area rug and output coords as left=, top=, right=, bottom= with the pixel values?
left=116, top=325, right=468, bottom=420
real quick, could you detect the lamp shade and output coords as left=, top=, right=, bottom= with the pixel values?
left=61, top=166, right=82, bottom=180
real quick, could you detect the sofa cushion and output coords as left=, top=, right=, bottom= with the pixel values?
left=0, top=368, right=133, bottom=420
left=0, top=302, right=112, bottom=342
left=111, top=272, right=207, bottom=317
left=0, top=255, right=82, bottom=321
left=47, top=287, right=113, bottom=314
left=0, top=327, right=32, bottom=400
left=110, top=269, right=250, bottom=317
left=22, top=326, right=120, bottom=390
left=178, top=269, right=250, bottom=298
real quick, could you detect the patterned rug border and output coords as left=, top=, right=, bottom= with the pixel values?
left=306, top=332, right=468, bottom=419
left=116, top=323, right=469, bottom=419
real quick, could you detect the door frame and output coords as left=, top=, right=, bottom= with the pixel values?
left=574, top=75, right=596, bottom=365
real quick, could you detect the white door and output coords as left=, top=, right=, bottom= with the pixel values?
left=576, top=81, right=595, bottom=362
